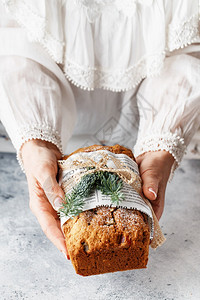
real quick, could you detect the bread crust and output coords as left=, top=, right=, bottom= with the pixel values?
left=62, top=144, right=135, bottom=161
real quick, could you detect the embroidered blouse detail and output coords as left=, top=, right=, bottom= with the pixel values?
left=63, top=52, right=166, bottom=92
left=134, top=132, right=187, bottom=179
left=0, top=0, right=200, bottom=177
left=2, top=0, right=64, bottom=63
left=16, top=124, right=64, bottom=173
left=168, top=13, right=200, bottom=51
left=1, top=0, right=200, bottom=92
left=75, top=0, right=153, bottom=21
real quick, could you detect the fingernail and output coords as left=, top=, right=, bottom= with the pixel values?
left=54, top=197, right=63, bottom=210
left=62, top=251, right=69, bottom=260
left=148, top=188, right=157, bottom=199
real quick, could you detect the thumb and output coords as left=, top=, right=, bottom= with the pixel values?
left=42, top=174, right=65, bottom=210
left=141, top=171, right=159, bottom=201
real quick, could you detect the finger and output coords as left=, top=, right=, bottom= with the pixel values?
left=140, top=169, right=160, bottom=201
left=149, top=185, right=165, bottom=220
left=26, top=162, right=65, bottom=211
left=28, top=174, right=65, bottom=211
left=28, top=179, right=69, bottom=259
left=34, top=203, right=70, bottom=259
left=42, top=174, right=65, bottom=210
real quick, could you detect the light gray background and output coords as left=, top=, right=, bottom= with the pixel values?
left=0, top=152, right=200, bottom=300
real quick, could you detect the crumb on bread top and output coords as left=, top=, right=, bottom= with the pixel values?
left=62, top=144, right=135, bottom=161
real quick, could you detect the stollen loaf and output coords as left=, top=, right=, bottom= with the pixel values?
left=58, top=145, right=153, bottom=276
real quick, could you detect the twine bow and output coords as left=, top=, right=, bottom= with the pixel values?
left=58, top=152, right=142, bottom=193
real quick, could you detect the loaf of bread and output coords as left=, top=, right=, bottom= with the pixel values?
left=61, top=145, right=150, bottom=276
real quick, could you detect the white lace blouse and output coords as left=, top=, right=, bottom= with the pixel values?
left=0, top=0, right=200, bottom=176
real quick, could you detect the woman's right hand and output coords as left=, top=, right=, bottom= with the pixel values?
left=21, top=139, right=70, bottom=259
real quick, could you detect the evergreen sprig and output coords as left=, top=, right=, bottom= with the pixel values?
left=96, top=171, right=125, bottom=205
left=58, top=171, right=124, bottom=219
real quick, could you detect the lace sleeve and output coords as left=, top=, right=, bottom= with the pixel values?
left=0, top=56, right=74, bottom=172
left=134, top=53, right=200, bottom=178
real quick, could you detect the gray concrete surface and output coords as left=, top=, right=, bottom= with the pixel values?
left=0, top=152, right=200, bottom=300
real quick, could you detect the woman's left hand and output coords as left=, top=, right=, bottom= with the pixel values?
left=136, top=150, right=175, bottom=220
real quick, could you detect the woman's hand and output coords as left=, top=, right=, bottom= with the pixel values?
left=21, top=139, right=69, bottom=259
left=136, top=150, right=175, bottom=220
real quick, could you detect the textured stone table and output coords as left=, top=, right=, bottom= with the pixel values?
left=0, top=153, right=200, bottom=300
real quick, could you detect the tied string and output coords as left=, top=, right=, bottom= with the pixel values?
left=58, top=151, right=165, bottom=249
left=58, top=152, right=142, bottom=194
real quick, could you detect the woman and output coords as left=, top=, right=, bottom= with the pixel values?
left=0, top=0, right=200, bottom=259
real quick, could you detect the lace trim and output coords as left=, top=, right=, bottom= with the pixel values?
left=76, top=0, right=153, bottom=21
left=2, top=0, right=64, bottom=63
left=64, top=52, right=165, bottom=92
left=133, top=132, right=187, bottom=181
left=64, top=8, right=200, bottom=91
left=16, top=124, right=64, bottom=173
left=168, top=13, right=200, bottom=51
left=2, top=0, right=200, bottom=91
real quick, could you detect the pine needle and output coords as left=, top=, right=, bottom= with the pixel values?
left=58, top=170, right=124, bottom=218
